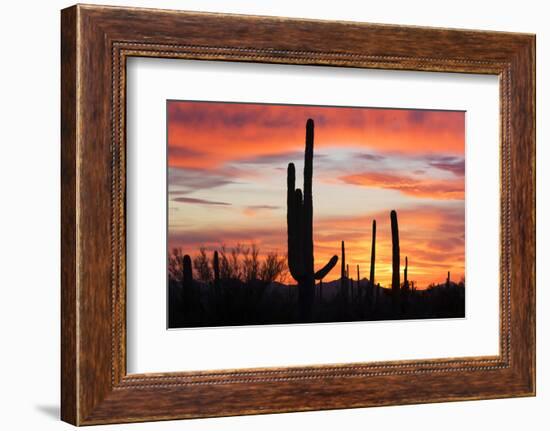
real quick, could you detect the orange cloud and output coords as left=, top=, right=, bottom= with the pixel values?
left=168, top=101, right=464, bottom=170
left=340, top=172, right=465, bottom=200
left=242, top=205, right=280, bottom=217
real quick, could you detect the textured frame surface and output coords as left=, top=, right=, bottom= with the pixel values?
left=61, top=4, right=535, bottom=425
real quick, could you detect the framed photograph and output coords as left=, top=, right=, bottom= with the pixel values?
left=61, top=4, right=535, bottom=425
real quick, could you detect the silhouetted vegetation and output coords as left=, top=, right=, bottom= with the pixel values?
left=168, top=243, right=464, bottom=328
left=168, top=245, right=289, bottom=327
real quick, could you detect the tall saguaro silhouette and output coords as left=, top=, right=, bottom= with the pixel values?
left=287, top=119, right=338, bottom=321
left=390, top=210, right=400, bottom=307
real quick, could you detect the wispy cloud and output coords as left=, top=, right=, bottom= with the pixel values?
left=246, top=205, right=280, bottom=210
left=168, top=167, right=236, bottom=194
left=169, top=225, right=285, bottom=250
left=234, top=151, right=328, bottom=166
left=356, top=152, right=386, bottom=161
left=340, top=171, right=464, bottom=200
left=172, top=197, right=232, bottom=206
left=427, top=156, right=465, bottom=176
left=234, top=151, right=304, bottom=165
left=242, top=204, right=281, bottom=217
left=168, top=147, right=207, bottom=159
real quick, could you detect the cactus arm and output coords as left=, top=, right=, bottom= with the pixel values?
left=314, top=255, right=338, bottom=280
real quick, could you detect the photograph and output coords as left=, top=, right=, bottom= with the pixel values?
left=167, top=101, right=466, bottom=328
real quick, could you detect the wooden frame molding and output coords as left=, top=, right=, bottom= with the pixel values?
left=61, top=4, right=535, bottom=425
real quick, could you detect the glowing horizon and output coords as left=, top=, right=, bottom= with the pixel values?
left=167, top=101, right=465, bottom=289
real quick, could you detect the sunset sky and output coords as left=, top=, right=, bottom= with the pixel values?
left=167, top=101, right=465, bottom=288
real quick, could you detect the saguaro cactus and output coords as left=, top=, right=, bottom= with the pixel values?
left=390, top=210, right=400, bottom=305
left=370, top=220, right=376, bottom=288
left=183, top=254, right=193, bottom=287
left=341, top=241, right=346, bottom=280
left=446, top=271, right=451, bottom=289
left=287, top=119, right=338, bottom=320
left=347, top=264, right=351, bottom=298
left=182, top=254, right=194, bottom=319
left=213, top=251, right=220, bottom=279
left=210, top=250, right=221, bottom=318
left=356, top=264, right=360, bottom=298
left=340, top=240, right=348, bottom=301
left=370, top=220, right=376, bottom=304
left=403, top=256, right=409, bottom=291
left=213, top=251, right=220, bottom=287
